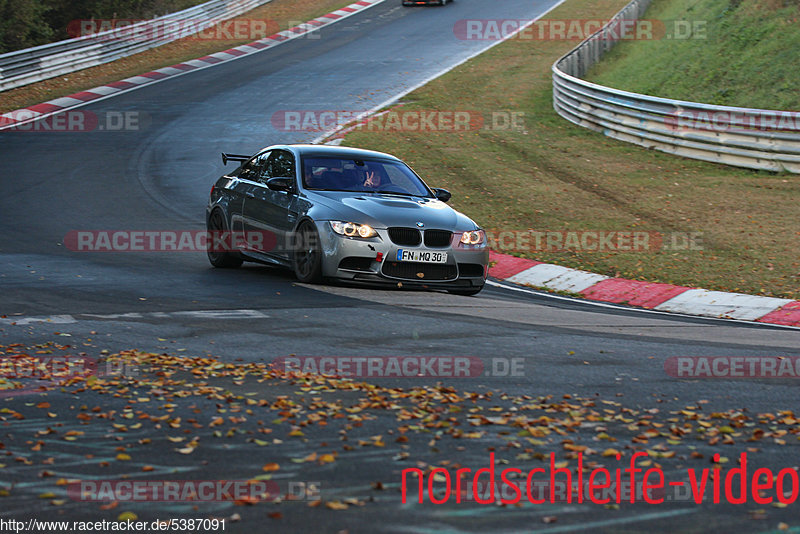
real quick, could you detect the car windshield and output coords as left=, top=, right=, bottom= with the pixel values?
left=301, top=156, right=432, bottom=197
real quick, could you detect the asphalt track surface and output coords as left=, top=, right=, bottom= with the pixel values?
left=0, top=0, right=799, bottom=532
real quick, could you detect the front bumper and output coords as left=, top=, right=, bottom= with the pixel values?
left=313, top=221, right=488, bottom=289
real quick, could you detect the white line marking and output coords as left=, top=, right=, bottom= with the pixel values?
left=1, top=309, right=269, bottom=324
left=171, top=309, right=269, bottom=319
left=0, top=315, right=76, bottom=325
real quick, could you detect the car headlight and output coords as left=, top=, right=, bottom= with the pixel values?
left=459, top=230, right=486, bottom=246
left=330, top=221, right=378, bottom=239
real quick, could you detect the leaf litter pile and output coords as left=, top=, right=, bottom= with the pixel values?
left=1, top=342, right=799, bottom=524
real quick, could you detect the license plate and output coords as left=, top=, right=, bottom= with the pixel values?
left=396, top=249, right=448, bottom=263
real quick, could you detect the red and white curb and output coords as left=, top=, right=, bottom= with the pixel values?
left=488, top=251, right=800, bottom=327
left=0, top=0, right=387, bottom=131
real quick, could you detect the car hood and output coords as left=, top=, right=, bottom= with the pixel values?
left=305, top=191, right=478, bottom=230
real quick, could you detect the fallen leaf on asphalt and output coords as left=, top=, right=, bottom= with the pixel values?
left=292, top=453, right=317, bottom=464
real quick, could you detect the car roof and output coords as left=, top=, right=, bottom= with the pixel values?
left=263, top=144, right=401, bottom=161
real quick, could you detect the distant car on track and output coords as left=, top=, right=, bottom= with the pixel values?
left=402, top=0, right=450, bottom=6
left=206, top=144, right=488, bottom=295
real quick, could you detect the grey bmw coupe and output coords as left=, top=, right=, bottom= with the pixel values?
left=206, top=144, right=488, bottom=295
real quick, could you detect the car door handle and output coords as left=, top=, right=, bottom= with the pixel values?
left=245, top=192, right=255, bottom=198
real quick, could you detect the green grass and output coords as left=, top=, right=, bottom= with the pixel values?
left=340, top=0, right=800, bottom=300
left=586, top=0, right=800, bottom=109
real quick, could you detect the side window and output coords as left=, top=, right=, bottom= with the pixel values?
left=239, top=151, right=270, bottom=182
left=267, top=150, right=296, bottom=181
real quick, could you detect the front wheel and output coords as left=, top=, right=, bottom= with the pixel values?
left=207, top=210, right=243, bottom=268
left=292, top=221, right=323, bottom=283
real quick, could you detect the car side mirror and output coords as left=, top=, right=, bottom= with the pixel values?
left=267, top=177, right=294, bottom=192
left=432, top=188, right=451, bottom=202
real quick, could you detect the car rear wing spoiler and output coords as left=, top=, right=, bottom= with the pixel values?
left=221, top=153, right=251, bottom=165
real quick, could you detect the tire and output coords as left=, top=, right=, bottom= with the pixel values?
left=207, top=209, right=243, bottom=268
left=447, top=286, right=483, bottom=296
left=292, top=221, right=323, bottom=283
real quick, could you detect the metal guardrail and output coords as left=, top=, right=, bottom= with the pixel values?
left=0, top=0, right=272, bottom=92
left=552, top=0, right=800, bottom=173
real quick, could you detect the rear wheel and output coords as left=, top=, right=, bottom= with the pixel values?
left=292, top=221, right=323, bottom=283
left=207, top=210, right=243, bottom=268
